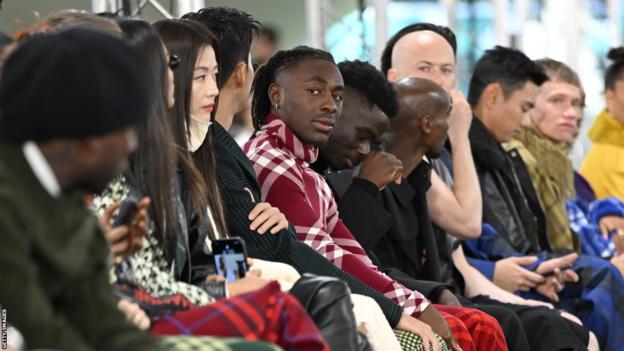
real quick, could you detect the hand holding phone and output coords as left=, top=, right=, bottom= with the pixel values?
left=112, top=196, right=139, bottom=227
left=212, top=237, right=249, bottom=282
left=535, top=253, right=578, bottom=285
left=540, top=265, right=573, bottom=278
left=100, top=196, right=150, bottom=262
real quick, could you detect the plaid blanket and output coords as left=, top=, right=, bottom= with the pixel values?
left=243, top=114, right=429, bottom=317
left=567, top=196, right=624, bottom=258
left=436, top=305, right=506, bottom=351
left=152, top=281, right=328, bottom=351
left=158, top=336, right=282, bottom=351
left=394, top=330, right=449, bottom=351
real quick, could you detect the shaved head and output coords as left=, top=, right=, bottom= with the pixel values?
left=395, top=77, right=451, bottom=121
left=387, top=30, right=456, bottom=92
left=391, top=77, right=451, bottom=158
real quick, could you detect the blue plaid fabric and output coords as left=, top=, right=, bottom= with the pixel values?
left=567, top=197, right=624, bottom=258
left=567, top=199, right=590, bottom=233
left=464, top=224, right=624, bottom=351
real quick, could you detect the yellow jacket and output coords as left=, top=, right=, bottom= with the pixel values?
left=580, top=109, right=624, bottom=200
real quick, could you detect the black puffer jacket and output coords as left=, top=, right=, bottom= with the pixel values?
left=468, top=117, right=547, bottom=254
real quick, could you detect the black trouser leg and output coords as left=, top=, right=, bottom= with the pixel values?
left=470, top=304, right=530, bottom=351
left=470, top=295, right=590, bottom=351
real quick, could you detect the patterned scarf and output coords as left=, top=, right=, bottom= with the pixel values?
left=516, top=126, right=575, bottom=202
left=257, top=113, right=319, bottom=165
left=513, top=126, right=576, bottom=251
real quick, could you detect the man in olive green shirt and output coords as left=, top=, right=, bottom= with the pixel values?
left=0, top=28, right=162, bottom=351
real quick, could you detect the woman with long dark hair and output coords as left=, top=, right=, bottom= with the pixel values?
left=153, top=19, right=291, bottom=242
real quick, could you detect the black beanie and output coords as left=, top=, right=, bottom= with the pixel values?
left=0, top=28, right=149, bottom=142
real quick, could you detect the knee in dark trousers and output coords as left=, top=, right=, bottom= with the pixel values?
left=515, top=307, right=589, bottom=351
left=471, top=304, right=530, bottom=351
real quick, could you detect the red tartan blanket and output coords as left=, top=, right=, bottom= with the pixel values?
left=151, top=281, right=328, bottom=351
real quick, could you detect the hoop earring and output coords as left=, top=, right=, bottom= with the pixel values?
left=275, top=103, right=279, bottom=110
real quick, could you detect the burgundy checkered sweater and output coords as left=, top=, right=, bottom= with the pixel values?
left=244, top=114, right=429, bottom=316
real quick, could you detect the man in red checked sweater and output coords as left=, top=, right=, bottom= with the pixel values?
left=244, top=45, right=507, bottom=351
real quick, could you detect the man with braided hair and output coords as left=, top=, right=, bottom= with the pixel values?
left=186, top=7, right=451, bottom=350
left=244, top=45, right=514, bottom=351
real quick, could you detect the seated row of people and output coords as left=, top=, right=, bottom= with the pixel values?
left=0, top=9, right=456, bottom=351
left=378, top=24, right=624, bottom=350
left=1, top=6, right=623, bottom=351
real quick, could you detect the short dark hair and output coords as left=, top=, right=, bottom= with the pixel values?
left=605, top=47, right=624, bottom=91
left=183, top=7, right=260, bottom=87
left=251, top=46, right=335, bottom=129
left=467, top=45, right=548, bottom=107
left=380, top=23, right=456, bottom=76
left=338, top=60, right=398, bottom=118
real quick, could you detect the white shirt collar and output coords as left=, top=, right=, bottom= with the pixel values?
left=22, top=141, right=62, bottom=198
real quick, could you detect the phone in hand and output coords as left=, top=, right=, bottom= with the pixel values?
left=540, top=265, right=574, bottom=278
left=211, top=237, right=248, bottom=282
left=112, top=196, right=139, bottom=228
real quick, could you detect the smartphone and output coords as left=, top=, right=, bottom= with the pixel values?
left=211, top=237, right=248, bottom=282
left=112, top=196, right=139, bottom=227
left=541, top=265, right=574, bottom=278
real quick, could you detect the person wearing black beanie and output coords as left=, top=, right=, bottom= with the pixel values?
left=0, top=27, right=148, bottom=143
left=0, top=28, right=163, bottom=351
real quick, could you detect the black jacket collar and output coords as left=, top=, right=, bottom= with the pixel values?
left=213, top=122, right=259, bottom=188
left=469, top=116, right=508, bottom=172
left=386, top=160, right=430, bottom=209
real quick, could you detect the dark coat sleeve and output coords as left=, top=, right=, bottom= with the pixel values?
left=383, top=267, right=454, bottom=300
left=330, top=174, right=453, bottom=299
left=480, top=170, right=534, bottom=255
left=0, top=201, right=161, bottom=351
left=333, top=177, right=394, bottom=249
